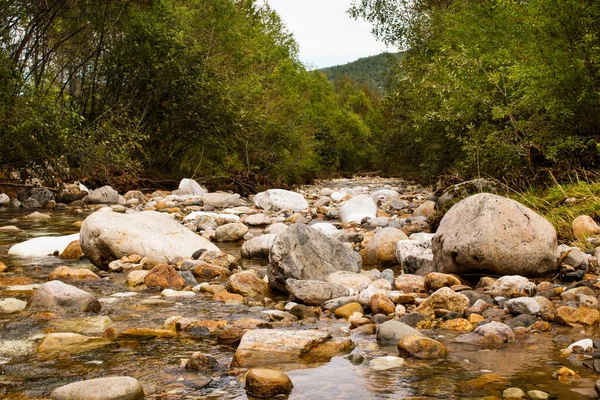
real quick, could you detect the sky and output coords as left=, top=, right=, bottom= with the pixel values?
left=265, top=0, right=391, bottom=70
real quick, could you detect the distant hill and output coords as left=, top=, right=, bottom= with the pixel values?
left=318, top=52, right=404, bottom=93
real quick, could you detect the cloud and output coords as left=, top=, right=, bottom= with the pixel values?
left=265, top=0, right=391, bottom=69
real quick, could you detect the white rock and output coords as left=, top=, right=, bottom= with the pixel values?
left=567, top=338, right=593, bottom=352
left=8, top=233, right=79, bottom=257
left=0, top=298, right=27, bottom=313
left=161, top=289, right=195, bottom=298
left=310, top=222, right=338, bottom=236
left=241, top=234, right=277, bottom=259
left=183, top=211, right=240, bottom=222
left=178, top=178, right=207, bottom=196
left=0, top=193, right=10, bottom=206
left=253, top=189, right=308, bottom=212
left=340, top=194, right=377, bottom=224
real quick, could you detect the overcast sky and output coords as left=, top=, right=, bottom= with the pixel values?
left=265, top=0, right=391, bottom=70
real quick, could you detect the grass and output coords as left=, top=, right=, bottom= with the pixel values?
left=510, top=180, right=600, bottom=248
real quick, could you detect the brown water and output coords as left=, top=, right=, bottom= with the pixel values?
left=0, top=206, right=599, bottom=399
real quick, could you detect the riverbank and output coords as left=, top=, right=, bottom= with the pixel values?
left=1, top=177, right=600, bottom=399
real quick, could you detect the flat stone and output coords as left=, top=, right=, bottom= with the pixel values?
left=369, top=356, right=405, bottom=371
left=50, top=376, right=144, bottom=400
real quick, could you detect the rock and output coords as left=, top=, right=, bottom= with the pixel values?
left=567, top=338, right=593, bottom=352
left=213, top=291, right=244, bottom=303
left=22, top=197, right=41, bottom=208
left=198, top=250, right=237, bottom=270
left=528, top=390, right=550, bottom=399
left=241, top=234, right=277, bottom=259
left=48, top=266, right=100, bottom=282
left=503, top=388, right=526, bottom=398
left=369, top=293, right=395, bottom=315
left=59, top=240, right=83, bottom=259
left=559, top=245, right=587, bottom=268
left=506, top=297, right=540, bottom=315
left=326, top=271, right=372, bottom=292
left=27, top=281, right=100, bottom=313
left=357, top=284, right=386, bottom=306
left=433, top=193, right=558, bottom=276
left=202, top=192, right=241, bottom=208
left=265, top=222, right=288, bottom=235
left=17, top=187, right=54, bottom=207
left=37, top=332, right=111, bottom=360
left=339, top=194, right=377, bottom=224
left=440, top=318, right=474, bottom=332
left=286, top=279, right=350, bottom=306
left=465, top=373, right=508, bottom=390
left=310, top=222, right=338, bottom=236
left=254, top=189, right=308, bottom=212
left=394, top=274, right=426, bottom=293
left=437, top=178, right=501, bottom=206
left=24, top=211, right=51, bottom=219
left=123, top=190, right=146, bottom=203
left=0, top=193, right=9, bottom=206
left=161, top=289, right=195, bottom=298
left=228, top=271, right=271, bottom=298
left=144, top=264, right=186, bottom=291
left=573, top=215, right=600, bottom=239
left=412, top=200, right=436, bottom=220
left=334, top=302, right=364, bottom=319
left=178, top=178, right=207, bottom=196
left=424, top=272, right=461, bottom=292
left=126, top=270, right=149, bottom=288
left=361, top=227, right=408, bottom=265
left=398, top=335, right=447, bottom=359
left=80, top=210, right=218, bottom=269
left=232, top=329, right=349, bottom=367
left=47, top=316, right=112, bottom=336
left=396, top=239, right=434, bottom=275
left=534, top=296, right=555, bottom=321
left=50, top=376, right=144, bottom=400
left=245, top=368, right=293, bottom=398
left=415, top=287, right=470, bottom=316
left=488, top=275, right=536, bottom=296
left=185, top=352, right=219, bottom=372
left=246, top=213, right=271, bottom=226
left=8, top=233, right=80, bottom=257
left=218, top=326, right=245, bottom=346
left=369, top=356, right=405, bottom=371
left=0, top=298, right=27, bottom=313
left=472, top=321, right=515, bottom=344
left=86, top=185, right=119, bottom=204
left=190, top=262, right=231, bottom=281
left=376, top=320, right=423, bottom=343
left=556, top=306, right=600, bottom=326
left=215, top=222, right=248, bottom=242
left=267, top=224, right=361, bottom=292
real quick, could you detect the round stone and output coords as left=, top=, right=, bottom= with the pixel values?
left=245, top=368, right=293, bottom=398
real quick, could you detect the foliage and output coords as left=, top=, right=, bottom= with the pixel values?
left=318, top=52, right=403, bottom=94
left=351, top=0, right=600, bottom=185
left=0, top=0, right=381, bottom=188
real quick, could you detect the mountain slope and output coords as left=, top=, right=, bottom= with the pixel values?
left=318, top=52, right=403, bottom=93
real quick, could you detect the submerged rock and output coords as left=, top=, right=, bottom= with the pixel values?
left=80, top=210, right=218, bottom=269
left=267, top=224, right=361, bottom=292
left=50, top=376, right=144, bottom=400
left=433, top=193, right=558, bottom=276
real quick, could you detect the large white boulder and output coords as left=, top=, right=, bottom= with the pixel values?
left=253, top=189, right=308, bottom=212
left=80, top=210, right=219, bottom=269
left=433, top=193, right=558, bottom=276
left=339, top=194, right=377, bottom=224
left=8, top=234, right=80, bottom=257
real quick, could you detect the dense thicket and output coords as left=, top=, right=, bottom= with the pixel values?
left=352, top=0, right=600, bottom=184
left=0, top=0, right=379, bottom=189
left=318, top=52, right=402, bottom=94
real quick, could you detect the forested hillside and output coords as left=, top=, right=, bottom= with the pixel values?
left=351, top=0, right=600, bottom=185
left=0, top=0, right=381, bottom=190
left=318, top=52, right=403, bottom=93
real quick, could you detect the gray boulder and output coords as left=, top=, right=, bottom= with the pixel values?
left=86, top=186, right=119, bottom=204
left=285, top=279, right=351, bottom=306
left=50, top=376, right=144, bottom=400
left=267, top=224, right=361, bottom=292
left=27, top=281, right=100, bottom=314
left=80, top=210, right=219, bottom=269
left=433, top=193, right=558, bottom=277
left=17, top=187, right=54, bottom=207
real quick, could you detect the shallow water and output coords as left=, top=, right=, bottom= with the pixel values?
left=0, top=182, right=599, bottom=399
